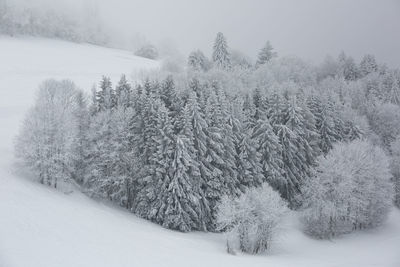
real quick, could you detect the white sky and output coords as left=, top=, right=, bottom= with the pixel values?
left=27, top=0, right=400, bottom=67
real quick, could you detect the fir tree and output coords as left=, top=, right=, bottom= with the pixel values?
left=256, top=41, right=277, bottom=67
left=360, top=54, right=378, bottom=77
left=115, top=74, right=131, bottom=108
left=212, top=32, right=231, bottom=70
left=251, top=118, right=284, bottom=187
left=96, top=76, right=116, bottom=111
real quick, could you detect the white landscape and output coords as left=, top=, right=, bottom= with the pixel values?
left=0, top=35, right=399, bottom=267
left=1, top=1, right=400, bottom=267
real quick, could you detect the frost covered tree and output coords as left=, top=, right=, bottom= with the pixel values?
left=338, top=52, right=359, bottom=81
left=228, top=115, right=263, bottom=191
left=274, top=97, right=317, bottom=206
left=251, top=117, right=284, bottom=188
left=96, top=76, right=115, bottom=111
left=212, top=32, right=231, bottom=70
left=134, top=44, right=159, bottom=59
left=390, top=137, right=400, bottom=208
left=360, top=54, right=378, bottom=77
left=307, top=96, right=339, bottom=154
left=15, top=80, right=85, bottom=188
left=301, top=140, right=393, bottom=238
left=256, top=41, right=277, bottom=67
left=115, top=74, right=131, bottom=108
left=217, top=183, right=287, bottom=254
left=230, top=50, right=253, bottom=69
left=188, top=49, right=211, bottom=71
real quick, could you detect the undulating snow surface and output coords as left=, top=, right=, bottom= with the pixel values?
left=0, top=36, right=399, bottom=267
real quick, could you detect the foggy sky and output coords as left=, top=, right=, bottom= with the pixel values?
left=37, top=0, right=400, bottom=67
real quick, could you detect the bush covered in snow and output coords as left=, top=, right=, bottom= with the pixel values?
left=301, top=140, right=394, bottom=239
left=134, top=44, right=159, bottom=60
left=217, top=184, right=287, bottom=254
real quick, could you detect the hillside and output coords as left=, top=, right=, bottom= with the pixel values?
left=0, top=37, right=399, bottom=267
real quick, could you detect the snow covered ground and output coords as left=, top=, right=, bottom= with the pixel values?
left=0, top=36, right=399, bottom=267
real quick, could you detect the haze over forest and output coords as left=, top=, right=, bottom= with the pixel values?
left=8, top=0, right=400, bottom=67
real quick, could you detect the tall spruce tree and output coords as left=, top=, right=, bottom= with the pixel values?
left=212, top=32, right=231, bottom=70
left=115, top=74, right=131, bottom=108
left=256, top=41, right=277, bottom=67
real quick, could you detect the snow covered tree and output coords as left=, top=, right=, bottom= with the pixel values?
left=115, top=74, right=131, bottom=108
left=307, top=95, right=339, bottom=154
left=251, top=117, right=284, bottom=188
left=70, top=90, right=90, bottom=184
left=256, top=41, right=277, bottom=67
left=368, top=103, right=400, bottom=150
left=231, top=50, right=253, bottom=69
left=390, top=137, right=400, bottom=208
left=188, top=49, right=211, bottom=71
left=360, top=54, right=378, bottom=77
left=160, top=131, right=207, bottom=231
left=96, top=76, right=115, bottom=111
left=15, top=80, right=84, bottom=188
left=217, top=183, right=288, bottom=254
left=160, top=75, right=180, bottom=123
left=338, top=52, right=359, bottom=81
left=301, top=140, right=393, bottom=238
left=228, top=115, right=263, bottom=191
left=274, top=97, right=317, bottom=206
left=134, top=44, right=159, bottom=59
left=148, top=104, right=176, bottom=223
left=212, top=32, right=231, bottom=70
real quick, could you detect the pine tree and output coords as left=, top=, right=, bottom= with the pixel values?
left=149, top=104, right=176, bottom=223
left=256, top=41, right=277, bottom=67
left=280, top=97, right=318, bottom=197
left=338, top=52, right=359, bottom=81
left=70, top=90, right=90, bottom=184
left=158, top=104, right=209, bottom=231
left=360, top=54, right=378, bottom=77
left=212, top=32, right=231, bottom=70
left=203, top=89, right=239, bottom=227
left=228, top=114, right=263, bottom=191
left=307, top=95, right=338, bottom=154
left=133, top=97, right=162, bottom=218
left=274, top=124, right=306, bottom=206
left=115, top=74, right=131, bottom=108
left=96, top=76, right=116, bottom=111
left=251, top=117, right=284, bottom=187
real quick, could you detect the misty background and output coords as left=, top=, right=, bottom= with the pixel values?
left=6, top=0, right=400, bottom=67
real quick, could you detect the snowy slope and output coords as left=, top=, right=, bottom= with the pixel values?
left=0, top=36, right=399, bottom=267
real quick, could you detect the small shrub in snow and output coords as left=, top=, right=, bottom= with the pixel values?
left=217, top=183, right=287, bottom=254
left=301, top=140, right=394, bottom=239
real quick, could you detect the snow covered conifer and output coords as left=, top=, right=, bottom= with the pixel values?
left=96, top=76, right=115, bottom=111
left=360, top=54, right=378, bottom=77
left=390, top=137, right=400, bottom=208
left=230, top=115, right=263, bottom=190
left=115, top=74, right=131, bottom=108
left=212, top=32, right=231, bottom=70
left=256, top=41, right=277, bottom=67
left=251, top=117, right=284, bottom=187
